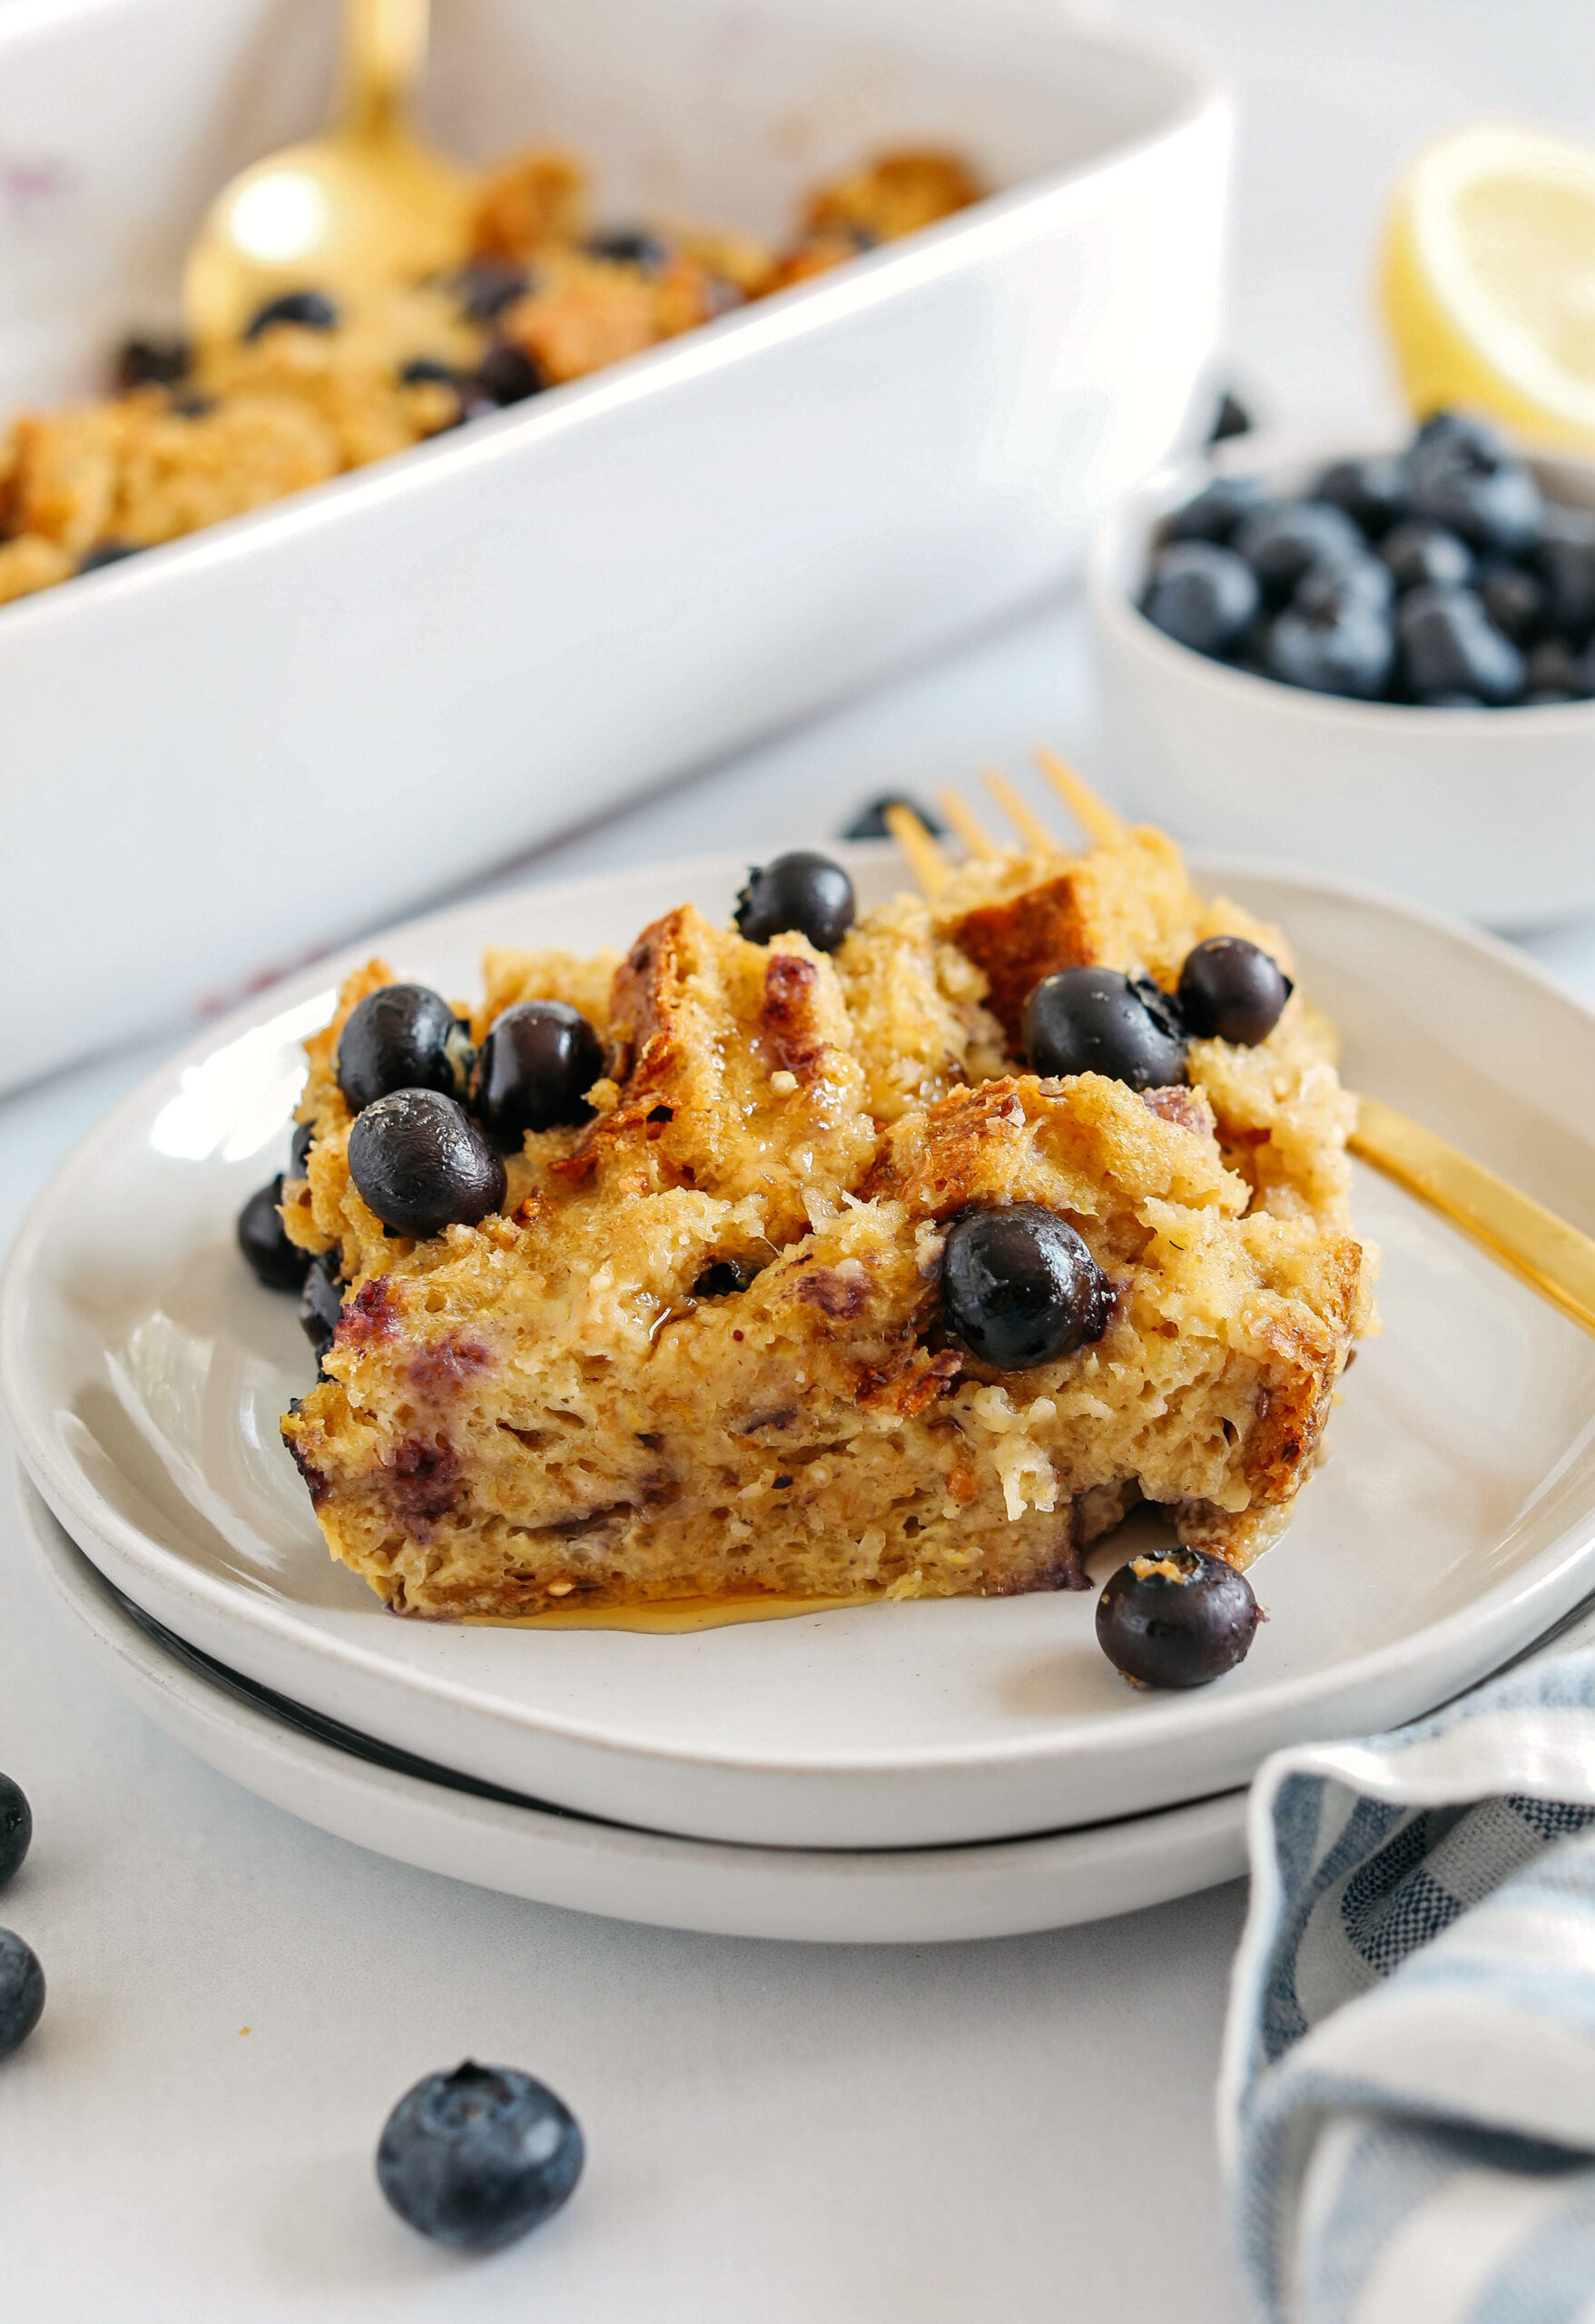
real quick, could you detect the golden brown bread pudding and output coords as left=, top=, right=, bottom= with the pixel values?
left=275, top=822, right=1376, bottom=1620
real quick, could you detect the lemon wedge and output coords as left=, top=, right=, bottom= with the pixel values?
left=1383, top=122, right=1595, bottom=448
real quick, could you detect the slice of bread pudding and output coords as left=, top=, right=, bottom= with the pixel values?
left=279, top=825, right=1376, bottom=1618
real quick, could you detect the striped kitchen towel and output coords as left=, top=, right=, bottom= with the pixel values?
left=1222, top=1602, right=1595, bottom=2324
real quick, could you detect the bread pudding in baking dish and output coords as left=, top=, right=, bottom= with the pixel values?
left=271, top=822, right=1376, bottom=1620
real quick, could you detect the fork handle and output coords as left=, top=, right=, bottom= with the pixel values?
left=342, top=0, right=431, bottom=137
left=1351, top=1092, right=1595, bottom=1339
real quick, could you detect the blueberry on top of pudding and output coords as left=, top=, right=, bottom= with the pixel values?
left=940, top=1204, right=1114, bottom=1371
left=1022, top=965, right=1188, bottom=1089
left=336, top=984, right=474, bottom=1114
left=474, top=1000, right=605, bottom=1142
left=734, top=852, right=856, bottom=952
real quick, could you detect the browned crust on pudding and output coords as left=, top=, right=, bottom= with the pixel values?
left=279, top=824, right=1378, bottom=1617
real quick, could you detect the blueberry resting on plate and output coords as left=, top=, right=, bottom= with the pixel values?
left=377, top=2061, right=584, bottom=2250
left=1396, top=584, right=1524, bottom=705
left=1156, top=474, right=1267, bottom=547
left=237, top=1176, right=312, bottom=1291
left=348, top=1090, right=507, bottom=1239
left=734, top=852, right=856, bottom=951
left=1313, top=454, right=1408, bottom=538
left=300, top=1253, right=344, bottom=1365
left=1141, top=543, right=1259, bottom=656
left=1177, top=938, right=1291, bottom=1045
left=587, top=229, right=669, bottom=274
left=0, top=1775, right=30, bottom=1888
left=1022, top=966, right=1187, bottom=1090
left=1379, top=518, right=1473, bottom=593
left=1404, top=410, right=1542, bottom=556
left=336, top=984, right=474, bottom=1114
left=840, top=793, right=945, bottom=841
left=941, top=1204, right=1114, bottom=1371
left=242, top=289, right=339, bottom=340
left=1234, top=499, right=1364, bottom=601
left=472, top=342, right=545, bottom=407
left=474, top=1001, right=605, bottom=1142
left=0, top=1928, right=44, bottom=2059
left=1096, top=1547, right=1260, bottom=1689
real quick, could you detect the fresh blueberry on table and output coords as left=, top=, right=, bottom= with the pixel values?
left=1141, top=542, right=1260, bottom=655
left=1177, top=938, right=1291, bottom=1046
left=242, top=290, right=339, bottom=340
left=299, top=1253, right=344, bottom=1365
left=237, top=1177, right=312, bottom=1292
left=474, top=1001, right=605, bottom=1142
left=940, top=1204, right=1114, bottom=1370
left=0, top=1776, right=31, bottom=1888
left=1404, top=410, right=1542, bottom=555
left=1156, top=474, right=1267, bottom=547
left=1379, top=518, right=1473, bottom=593
left=472, top=342, right=545, bottom=407
left=1314, top=454, right=1409, bottom=537
left=377, top=2062, right=584, bottom=2251
left=1096, top=1547, right=1261, bottom=1689
left=0, top=1929, right=44, bottom=2059
left=734, top=852, right=856, bottom=951
left=839, top=794, right=944, bottom=841
left=1263, top=589, right=1395, bottom=699
left=587, top=229, right=669, bottom=274
left=1235, top=499, right=1365, bottom=601
left=1023, top=966, right=1188, bottom=1089
left=337, top=984, right=474, bottom=1114
left=1397, top=584, right=1524, bottom=704
left=348, top=1090, right=508, bottom=1239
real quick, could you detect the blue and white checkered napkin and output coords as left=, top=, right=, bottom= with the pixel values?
left=1221, top=1604, right=1595, bottom=2324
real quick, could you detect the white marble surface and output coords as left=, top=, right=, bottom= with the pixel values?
left=5, top=1, right=1595, bottom=2316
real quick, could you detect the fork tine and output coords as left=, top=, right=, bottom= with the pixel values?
left=935, top=788, right=999, bottom=860
left=981, top=767, right=1060, bottom=857
left=884, top=802, right=952, bottom=894
left=1034, top=746, right=1129, bottom=849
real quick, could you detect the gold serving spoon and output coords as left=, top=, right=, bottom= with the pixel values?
left=884, top=753, right=1595, bottom=1343
left=183, top=0, right=474, bottom=346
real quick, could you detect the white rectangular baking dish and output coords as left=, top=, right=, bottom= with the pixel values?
left=0, top=0, right=1229, bottom=1093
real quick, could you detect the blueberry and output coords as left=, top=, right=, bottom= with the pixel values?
left=734, top=852, right=855, bottom=951
left=840, top=793, right=945, bottom=841
left=242, top=290, right=339, bottom=340
left=1022, top=966, right=1188, bottom=1089
left=1524, top=688, right=1578, bottom=705
left=449, top=261, right=529, bottom=321
left=0, top=1929, right=44, bottom=2056
left=1379, top=518, right=1473, bottom=592
left=1533, top=506, right=1595, bottom=641
left=694, top=1258, right=757, bottom=1297
left=1405, top=410, right=1542, bottom=555
left=336, top=985, right=473, bottom=1114
left=587, top=230, right=670, bottom=274
left=78, top=540, right=141, bottom=574
left=290, top=1120, right=315, bottom=1177
left=474, top=1002, right=605, bottom=1143
left=0, top=1776, right=30, bottom=1888
left=348, top=1091, right=507, bottom=1239
left=115, top=334, right=190, bottom=390
left=1156, top=475, right=1267, bottom=547
left=399, top=356, right=458, bottom=388
left=1141, top=542, right=1260, bottom=656
left=1397, top=585, right=1524, bottom=705
left=238, top=1177, right=312, bottom=1291
left=1234, top=499, right=1364, bottom=601
left=1177, top=937, right=1291, bottom=1045
left=1314, top=455, right=1408, bottom=537
left=377, top=2061, right=583, bottom=2251
left=940, top=1204, right=1114, bottom=1370
left=1263, top=596, right=1394, bottom=699
left=299, top=1253, right=343, bottom=1364
left=1477, top=561, right=1546, bottom=646
left=473, top=343, right=545, bottom=407
left=1293, top=554, right=1393, bottom=618
left=1206, top=390, right=1253, bottom=444
left=1097, top=1546, right=1260, bottom=1688
left=1426, top=692, right=1485, bottom=708
left=1526, top=636, right=1590, bottom=697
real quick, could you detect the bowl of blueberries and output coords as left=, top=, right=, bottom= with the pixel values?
left=1089, top=410, right=1595, bottom=929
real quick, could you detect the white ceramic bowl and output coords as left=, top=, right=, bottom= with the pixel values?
left=1088, top=430, right=1595, bottom=931
left=0, top=0, right=1230, bottom=1096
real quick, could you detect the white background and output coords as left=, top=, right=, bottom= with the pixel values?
left=5, top=1, right=1595, bottom=2317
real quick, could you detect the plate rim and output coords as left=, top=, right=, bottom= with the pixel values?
left=7, top=842, right=1595, bottom=1788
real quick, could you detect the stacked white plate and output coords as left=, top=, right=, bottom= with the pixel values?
left=7, top=846, right=1595, bottom=1941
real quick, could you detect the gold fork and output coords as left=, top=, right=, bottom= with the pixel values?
left=882, top=752, right=1595, bottom=1343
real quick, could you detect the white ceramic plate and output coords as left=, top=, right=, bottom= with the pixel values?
left=7, top=845, right=1595, bottom=1848
left=15, top=1476, right=1247, bottom=1945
